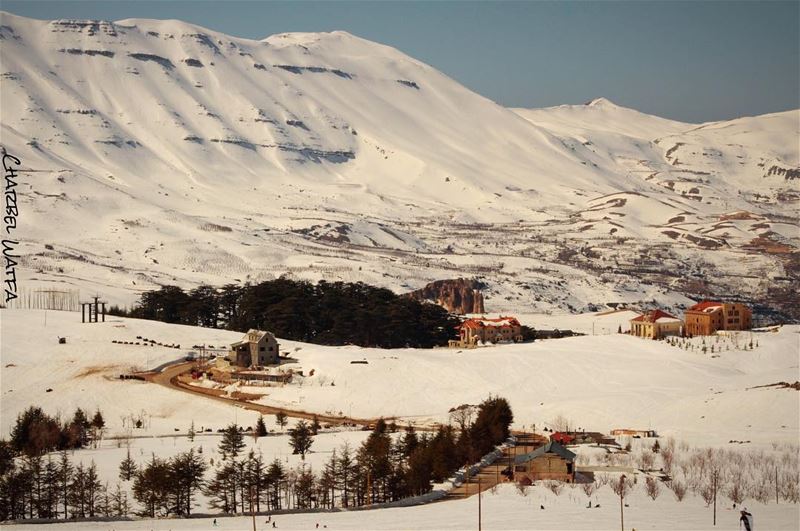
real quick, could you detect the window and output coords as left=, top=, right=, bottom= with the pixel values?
left=259, top=346, right=265, bottom=351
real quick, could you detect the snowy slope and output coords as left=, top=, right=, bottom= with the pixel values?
left=2, top=309, right=797, bottom=448
left=1, top=11, right=798, bottom=318
left=9, top=482, right=800, bottom=531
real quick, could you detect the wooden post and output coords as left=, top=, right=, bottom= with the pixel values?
left=81, top=303, right=85, bottom=323
left=101, top=302, right=106, bottom=322
left=776, top=465, right=779, bottom=504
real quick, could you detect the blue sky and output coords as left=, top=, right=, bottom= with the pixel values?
left=3, top=0, right=798, bottom=123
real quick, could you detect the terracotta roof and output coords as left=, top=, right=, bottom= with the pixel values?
left=688, top=301, right=724, bottom=311
left=461, top=316, right=521, bottom=329
left=631, top=309, right=678, bottom=323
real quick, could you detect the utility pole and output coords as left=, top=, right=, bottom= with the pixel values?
left=250, top=485, right=256, bottom=531
left=776, top=465, right=779, bottom=504
left=478, top=476, right=482, bottom=531
left=712, top=470, right=717, bottom=526
left=619, top=474, right=626, bottom=531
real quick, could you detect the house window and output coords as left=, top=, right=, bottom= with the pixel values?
left=260, top=346, right=265, bottom=351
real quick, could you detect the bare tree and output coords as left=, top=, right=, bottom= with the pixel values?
left=638, top=450, right=655, bottom=471
left=581, top=481, right=596, bottom=507
left=545, top=480, right=563, bottom=496
left=645, top=476, right=661, bottom=500
left=611, top=475, right=634, bottom=531
left=449, top=405, right=475, bottom=431
left=670, top=480, right=687, bottom=501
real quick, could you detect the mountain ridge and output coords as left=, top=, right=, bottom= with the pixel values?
left=1, top=12, right=797, bottom=319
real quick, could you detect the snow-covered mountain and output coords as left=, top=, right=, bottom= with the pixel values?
left=1, top=12, right=797, bottom=317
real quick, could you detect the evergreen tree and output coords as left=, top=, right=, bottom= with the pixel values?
left=68, top=462, right=88, bottom=518
left=275, top=412, right=288, bottom=431
left=218, top=423, right=245, bottom=461
left=311, top=415, right=321, bottom=435
left=132, top=455, right=171, bottom=517
left=289, top=420, right=314, bottom=460
left=58, top=450, right=72, bottom=519
left=85, top=461, right=103, bottom=517
left=170, top=448, right=207, bottom=515
left=255, top=415, right=268, bottom=438
left=119, top=447, right=138, bottom=481
left=336, top=443, right=356, bottom=508
left=402, top=426, right=419, bottom=458
left=265, top=458, right=286, bottom=510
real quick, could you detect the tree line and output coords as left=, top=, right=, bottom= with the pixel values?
left=1, top=397, right=513, bottom=521
left=110, top=279, right=462, bottom=348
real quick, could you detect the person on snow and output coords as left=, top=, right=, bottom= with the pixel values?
left=739, top=508, right=754, bottom=531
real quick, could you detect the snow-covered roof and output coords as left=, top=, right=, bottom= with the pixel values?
left=515, top=441, right=576, bottom=464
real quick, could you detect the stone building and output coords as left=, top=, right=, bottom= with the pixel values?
left=227, top=329, right=280, bottom=368
left=514, top=441, right=576, bottom=484
left=452, top=316, right=523, bottom=347
left=629, top=310, right=682, bottom=339
left=684, top=301, right=752, bottom=336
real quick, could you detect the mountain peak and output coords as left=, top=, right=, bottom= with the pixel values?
left=585, top=97, right=618, bottom=108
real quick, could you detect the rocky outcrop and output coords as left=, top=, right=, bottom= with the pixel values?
left=407, top=278, right=485, bottom=314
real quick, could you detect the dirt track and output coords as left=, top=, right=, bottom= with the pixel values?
left=140, top=362, right=407, bottom=429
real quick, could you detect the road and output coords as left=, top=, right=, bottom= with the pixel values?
left=140, top=362, right=411, bottom=429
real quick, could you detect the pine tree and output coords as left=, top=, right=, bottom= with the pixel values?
left=266, top=458, right=286, bottom=511
left=320, top=449, right=338, bottom=508
left=402, top=426, right=419, bottom=458
left=42, top=456, right=60, bottom=518
left=219, top=424, right=246, bottom=460
left=90, top=411, right=105, bottom=447
left=170, top=448, right=207, bottom=515
left=275, top=412, right=288, bottom=431
left=188, top=420, right=196, bottom=442
left=336, top=443, right=355, bottom=508
left=119, top=448, right=138, bottom=481
left=255, top=415, right=268, bottom=438
left=58, top=450, right=72, bottom=519
left=69, top=462, right=88, bottom=518
left=132, top=455, right=171, bottom=517
left=289, top=420, right=314, bottom=460
left=85, top=462, right=103, bottom=516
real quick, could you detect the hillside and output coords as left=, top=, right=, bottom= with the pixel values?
left=2, top=309, right=797, bottom=447
left=0, top=12, right=798, bottom=319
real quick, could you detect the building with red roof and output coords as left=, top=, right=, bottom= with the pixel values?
left=630, top=309, right=682, bottom=339
left=684, top=301, right=751, bottom=336
left=452, top=316, right=523, bottom=347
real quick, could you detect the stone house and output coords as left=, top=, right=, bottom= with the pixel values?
left=514, top=441, right=576, bottom=484
left=452, top=316, right=523, bottom=347
left=630, top=310, right=682, bottom=339
left=227, top=329, right=279, bottom=368
left=684, top=301, right=752, bottom=336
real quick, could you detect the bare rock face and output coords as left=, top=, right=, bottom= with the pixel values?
left=407, top=278, right=485, bottom=314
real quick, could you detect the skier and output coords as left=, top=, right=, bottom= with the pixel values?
left=212, top=518, right=218, bottom=527
left=739, top=508, right=754, bottom=531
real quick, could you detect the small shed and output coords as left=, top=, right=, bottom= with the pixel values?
left=514, top=441, right=576, bottom=484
